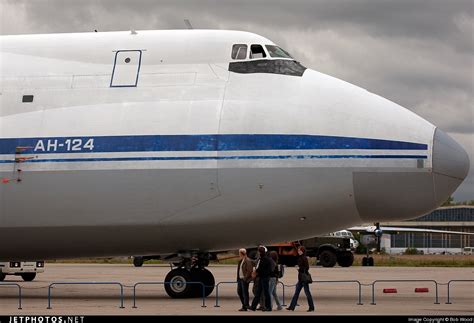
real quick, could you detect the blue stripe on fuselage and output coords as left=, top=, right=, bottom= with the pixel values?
left=0, top=134, right=428, bottom=155
left=0, top=154, right=428, bottom=164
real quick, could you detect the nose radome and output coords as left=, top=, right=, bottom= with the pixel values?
left=353, top=128, right=470, bottom=223
left=432, top=129, right=470, bottom=180
left=432, top=129, right=470, bottom=206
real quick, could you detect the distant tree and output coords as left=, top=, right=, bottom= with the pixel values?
left=442, top=196, right=454, bottom=206
left=458, top=200, right=474, bottom=206
left=404, top=247, right=421, bottom=255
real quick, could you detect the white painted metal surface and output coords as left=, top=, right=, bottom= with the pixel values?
left=0, top=30, right=468, bottom=260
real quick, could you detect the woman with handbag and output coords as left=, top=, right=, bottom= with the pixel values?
left=286, top=246, right=315, bottom=312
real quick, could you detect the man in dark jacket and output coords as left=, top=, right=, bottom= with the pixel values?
left=237, top=248, right=254, bottom=311
left=250, top=246, right=275, bottom=311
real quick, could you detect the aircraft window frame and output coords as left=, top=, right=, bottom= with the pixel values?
left=265, top=45, right=293, bottom=59
left=231, top=44, right=248, bottom=60
left=228, top=59, right=307, bottom=77
left=249, top=44, right=267, bottom=59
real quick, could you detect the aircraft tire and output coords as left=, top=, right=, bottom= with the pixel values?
left=337, top=251, right=354, bottom=267
left=0, top=272, right=5, bottom=281
left=362, top=257, right=368, bottom=266
left=190, top=267, right=215, bottom=297
left=21, top=273, right=36, bottom=281
left=133, top=256, right=144, bottom=267
left=319, top=250, right=337, bottom=267
left=368, top=257, right=374, bottom=266
left=164, top=268, right=194, bottom=298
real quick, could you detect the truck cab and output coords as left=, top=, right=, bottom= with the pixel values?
left=0, top=261, right=45, bottom=281
left=328, top=230, right=360, bottom=250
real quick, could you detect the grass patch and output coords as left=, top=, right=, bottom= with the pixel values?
left=353, top=254, right=474, bottom=267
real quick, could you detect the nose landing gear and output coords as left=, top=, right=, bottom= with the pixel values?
left=164, top=253, right=215, bottom=298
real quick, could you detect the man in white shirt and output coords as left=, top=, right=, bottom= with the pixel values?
left=237, top=248, right=253, bottom=311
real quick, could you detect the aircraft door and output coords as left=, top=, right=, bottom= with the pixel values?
left=110, top=50, right=142, bottom=87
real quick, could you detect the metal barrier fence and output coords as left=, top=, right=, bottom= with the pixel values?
left=370, top=280, right=439, bottom=305
left=445, top=280, right=474, bottom=304
left=47, top=282, right=125, bottom=309
left=0, top=282, right=22, bottom=309
left=314, top=280, right=363, bottom=305
left=279, top=281, right=287, bottom=306
left=212, top=280, right=361, bottom=308
left=2, top=277, right=473, bottom=309
left=281, top=280, right=363, bottom=305
left=132, top=281, right=207, bottom=308
left=214, top=281, right=237, bottom=308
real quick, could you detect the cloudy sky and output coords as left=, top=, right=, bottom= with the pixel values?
left=1, top=0, right=473, bottom=201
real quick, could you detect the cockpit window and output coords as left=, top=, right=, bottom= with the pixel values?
left=250, top=44, right=266, bottom=59
left=265, top=45, right=293, bottom=59
left=231, top=44, right=247, bottom=60
left=228, top=59, right=306, bottom=77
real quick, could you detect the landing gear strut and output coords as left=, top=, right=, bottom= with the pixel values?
left=362, top=240, right=375, bottom=266
left=164, top=253, right=215, bottom=298
left=362, top=223, right=382, bottom=266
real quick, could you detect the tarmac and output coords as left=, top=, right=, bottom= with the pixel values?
left=0, top=264, right=472, bottom=315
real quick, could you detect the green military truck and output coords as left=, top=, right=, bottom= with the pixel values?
left=261, top=236, right=354, bottom=268
left=245, top=236, right=354, bottom=268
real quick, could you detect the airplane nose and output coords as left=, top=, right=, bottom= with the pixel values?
left=353, top=128, right=470, bottom=223
left=432, top=128, right=470, bottom=205
left=432, top=129, right=470, bottom=180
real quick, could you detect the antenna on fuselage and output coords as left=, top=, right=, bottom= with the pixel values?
left=184, top=19, right=193, bottom=29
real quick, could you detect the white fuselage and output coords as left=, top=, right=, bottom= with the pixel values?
left=0, top=30, right=468, bottom=260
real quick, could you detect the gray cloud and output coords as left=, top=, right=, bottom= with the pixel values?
left=1, top=0, right=473, bottom=200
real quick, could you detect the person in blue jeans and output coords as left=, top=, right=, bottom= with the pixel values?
left=286, top=246, right=315, bottom=312
left=269, top=251, right=283, bottom=310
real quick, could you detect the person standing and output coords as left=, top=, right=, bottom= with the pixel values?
left=251, top=245, right=266, bottom=310
left=237, top=248, right=253, bottom=311
left=286, top=246, right=315, bottom=312
left=269, top=251, right=283, bottom=310
left=250, top=246, right=273, bottom=311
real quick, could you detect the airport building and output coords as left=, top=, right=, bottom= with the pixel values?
left=382, top=206, right=474, bottom=254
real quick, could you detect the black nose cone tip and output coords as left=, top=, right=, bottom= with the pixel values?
left=433, top=129, right=470, bottom=180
